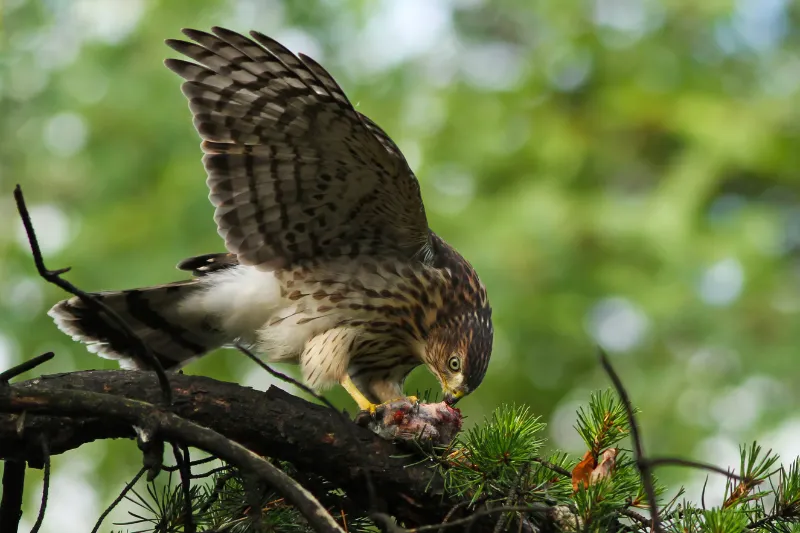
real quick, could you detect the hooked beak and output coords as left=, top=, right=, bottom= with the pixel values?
left=444, top=390, right=464, bottom=406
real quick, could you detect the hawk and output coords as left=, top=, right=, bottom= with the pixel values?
left=49, top=27, right=493, bottom=412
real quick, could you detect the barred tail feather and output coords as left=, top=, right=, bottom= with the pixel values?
left=48, top=281, right=231, bottom=370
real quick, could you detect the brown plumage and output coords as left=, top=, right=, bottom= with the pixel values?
left=49, top=27, right=493, bottom=412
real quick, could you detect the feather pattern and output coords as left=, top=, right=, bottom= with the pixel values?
left=48, top=281, right=229, bottom=370
left=49, top=27, right=494, bottom=413
left=164, top=27, right=431, bottom=270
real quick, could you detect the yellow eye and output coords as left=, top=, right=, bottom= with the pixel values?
left=447, top=355, right=461, bottom=372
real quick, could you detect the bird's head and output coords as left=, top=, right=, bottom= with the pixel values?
left=425, top=307, right=493, bottom=406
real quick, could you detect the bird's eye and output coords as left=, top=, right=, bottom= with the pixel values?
left=447, top=355, right=461, bottom=372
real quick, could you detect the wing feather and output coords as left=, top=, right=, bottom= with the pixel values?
left=165, top=27, right=430, bottom=269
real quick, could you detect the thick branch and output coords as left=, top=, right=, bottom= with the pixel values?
left=0, top=370, right=448, bottom=526
left=0, top=377, right=342, bottom=532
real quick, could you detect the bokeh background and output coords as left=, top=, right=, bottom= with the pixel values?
left=2, top=0, right=800, bottom=530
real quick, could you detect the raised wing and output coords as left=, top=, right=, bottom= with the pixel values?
left=164, top=27, right=431, bottom=269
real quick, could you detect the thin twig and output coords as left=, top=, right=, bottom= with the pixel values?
left=235, top=344, right=339, bottom=413
left=190, top=465, right=231, bottom=479
left=30, top=437, right=50, bottom=533
left=644, top=458, right=745, bottom=482
left=0, top=353, right=54, bottom=384
left=0, top=460, right=25, bottom=533
left=172, top=444, right=196, bottom=533
left=197, top=470, right=237, bottom=515
left=13, top=184, right=172, bottom=405
left=91, top=467, right=147, bottom=533
left=598, top=348, right=661, bottom=533
left=619, top=508, right=650, bottom=529
left=532, top=456, right=571, bottom=478
left=160, top=455, right=219, bottom=473
left=436, top=501, right=472, bottom=533
left=494, top=463, right=530, bottom=533
left=701, top=475, right=709, bottom=511
left=747, top=510, right=787, bottom=530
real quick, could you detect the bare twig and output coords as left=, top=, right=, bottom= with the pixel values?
left=161, top=455, right=219, bottom=473
left=197, top=470, right=237, bottom=516
left=0, top=460, right=25, bottom=533
left=532, top=456, right=571, bottom=478
left=436, top=501, right=472, bottom=533
left=696, top=475, right=706, bottom=513
left=190, top=465, right=231, bottom=479
left=619, top=508, right=650, bottom=529
left=13, top=184, right=172, bottom=405
left=91, top=467, right=147, bottom=533
left=29, top=437, right=50, bottom=533
left=644, top=458, right=745, bottom=482
left=0, top=353, right=54, bottom=384
left=493, top=463, right=530, bottom=533
left=172, top=444, right=196, bottom=533
left=235, top=344, right=340, bottom=414
left=598, top=348, right=662, bottom=533
left=747, top=510, right=788, bottom=530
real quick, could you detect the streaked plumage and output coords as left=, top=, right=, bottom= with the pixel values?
left=49, top=27, right=493, bottom=411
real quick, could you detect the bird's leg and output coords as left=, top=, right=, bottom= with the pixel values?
left=341, top=375, right=379, bottom=414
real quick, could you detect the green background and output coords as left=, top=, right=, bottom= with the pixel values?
left=2, top=0, right=800, bottom=530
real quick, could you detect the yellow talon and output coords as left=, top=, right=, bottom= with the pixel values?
left=341, top=377, right=421, bottom=415
left=341, top=375, right=379, bottom=413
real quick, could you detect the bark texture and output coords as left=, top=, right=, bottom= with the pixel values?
left=0, top=371, right=450, bottom=525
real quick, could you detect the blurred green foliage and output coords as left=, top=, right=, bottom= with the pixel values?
left=2, top=0, right=800, bottom=530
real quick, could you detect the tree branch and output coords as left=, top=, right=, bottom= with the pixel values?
left=0, top=370, right=452, bottom=527
left=0, top=374, right=344, bottom=533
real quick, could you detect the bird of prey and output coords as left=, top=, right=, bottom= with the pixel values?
left=49, top=27, right=493, bottom=412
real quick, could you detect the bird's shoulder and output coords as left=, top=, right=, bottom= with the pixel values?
left=427, top=232, right=489, bottom=311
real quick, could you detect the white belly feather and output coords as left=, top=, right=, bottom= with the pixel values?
left=179, top=265, right=349, bottom=366
left=178, top=260, right=434, bottom=393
